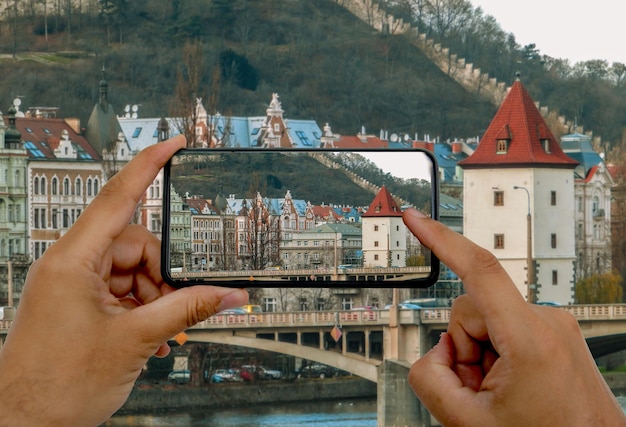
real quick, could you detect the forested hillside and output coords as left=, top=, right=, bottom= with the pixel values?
left=1, top=0, right=625, bottom=150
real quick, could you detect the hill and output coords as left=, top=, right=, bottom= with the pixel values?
left=169, top=151, right=433, bottom=210
left=1, top=0, right=625, bottom=150
left=0, top=0, right=496, bottom=140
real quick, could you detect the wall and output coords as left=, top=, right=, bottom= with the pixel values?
left=116, top=377, right=376, bottom=415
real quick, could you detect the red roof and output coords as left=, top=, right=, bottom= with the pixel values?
left=334, top=135, right=388, bottom=148
left=312, top=205, right=341, bottom=220
left=13, top=117, right=101, bottom=160
left=458, top=79, right=577, bottom=169
left=362, top=186, right=402, bottom=217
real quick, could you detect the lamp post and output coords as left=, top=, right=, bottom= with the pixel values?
left=513, top=186, right=534, bottom=303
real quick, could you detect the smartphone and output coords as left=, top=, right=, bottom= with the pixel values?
left=161, top=148, right=439, bottom=288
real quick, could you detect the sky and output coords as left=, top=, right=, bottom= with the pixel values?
left=469, top=0, right=626, bottom=65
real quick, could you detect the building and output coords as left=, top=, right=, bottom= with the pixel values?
left=561, top=132, right=614, bottom=279
left=361, top=186, right=407, bottom=268
left=0, top=106, right=29, bottom=305
left=17, top=115, right=102, bottom=260
left=459, top=77, right=578, bottom=304
left=280, top=223, right=363, bottom=270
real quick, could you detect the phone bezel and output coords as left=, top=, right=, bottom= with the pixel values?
left=161, top=147, right=440, bottom=288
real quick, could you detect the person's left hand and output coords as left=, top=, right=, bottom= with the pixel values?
left=0, top=135, right=249, bottom=426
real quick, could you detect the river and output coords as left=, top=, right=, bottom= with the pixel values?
left=103, top=394, right=626, bottom=426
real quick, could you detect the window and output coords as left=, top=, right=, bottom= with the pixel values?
left=494, top=234, right=504, bottom=249
left=63, top=178, right=70, bottom=195
left=577, top=196, right=583, bottom=212
left=374, top=241, right=379, bottom=247
left=542, top=139, right=551, bottom=153
left=374, top=225, right=379, bottom=231
left=341, top=298, right=353, bottom=310
left=374, top=254, right=379, bottom=260
left=75, top=178, right=82, bottom=196
left=87, top=178, right=92, bottom=196
left=40, top=177, right=46, bottom=195
left=494, top=191, right=504, bottom=206
left=34, top=177, right=39, bottom=195
left=552, top=270, right=558, bottom=285
left=496, top=139, right=508, bottom=153
left=263, top=297, right=277, bottom=313
left=551, top=233, right=557, bottom=249
left=551, top=191, right=557, bottom=206
left=52, top=177, right=58, bottom=195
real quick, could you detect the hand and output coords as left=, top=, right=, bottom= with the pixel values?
left=402, top=208, right=625, bottom=427
left=0, top=135, right=249, bottom=427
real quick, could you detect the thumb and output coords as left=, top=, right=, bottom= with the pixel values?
left=123, top=286, right=249, bottom=350
left=409, top=333, right=482, bottom=425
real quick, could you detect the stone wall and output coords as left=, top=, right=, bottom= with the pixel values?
left=116, top=377, right=376, bottom=415
left=338, top=0, right=580, bottom=137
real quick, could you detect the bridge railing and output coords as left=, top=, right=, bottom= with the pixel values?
left=195, top=309, right=388, bottom=329
left=2, top=305, right=626, bottom=334
left=564, top=304, right=626, bottom=319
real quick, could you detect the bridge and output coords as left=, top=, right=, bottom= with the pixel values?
left=2, top=304, right=626, bottom=426
left=171, top=265, right=431, bottom=284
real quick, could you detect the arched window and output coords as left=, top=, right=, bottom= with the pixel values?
left=40, top=177, right=46, bottom=195
left=52, top=178, right=58, bottom=195
left=93, top=178, right=99, bottom=195
left=14, top=170, right=20, bottom=187
left=75, top=177, right=82, bottom=196
left=63, top=178, right=70, bottom=195
left=87, top=178, right=92, bottom=196
left=34, top=177, right=39, bottom=195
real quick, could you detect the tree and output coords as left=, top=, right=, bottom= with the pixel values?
left=170, top=40, right=205, bottom=147
left=575, top=271, right=624, bottom=304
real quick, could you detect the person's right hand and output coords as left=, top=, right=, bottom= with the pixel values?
left=403, top=208, right=626, bottom=427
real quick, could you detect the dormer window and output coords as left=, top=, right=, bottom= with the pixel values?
left=496, top=139, right=509, bottom=154
left=542, top=139, right=551, bottom=153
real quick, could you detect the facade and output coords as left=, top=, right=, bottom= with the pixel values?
left=561, top=132, right=613, bottom=279
left=459, top=78, right=578, bottom=304
left=0, top=107, right=29, bottom=305
left=361, top=186, right=407, bottom=268
left=280, top=223, right=363, bottom=270
left=15, top=116, right=102, bottom=261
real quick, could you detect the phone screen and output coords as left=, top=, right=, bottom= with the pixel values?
left=161, top=148, right=439, bottom=288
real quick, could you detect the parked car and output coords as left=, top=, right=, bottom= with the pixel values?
left=210, top=368, right=240, bottom=383
left=167, top=370, right=190, bottom=384
left=384, top=303, right=423, bottom=310
left=241, top=364, right=282, bottom=380
left=216, top=307, right=247, bottom=315
left=241, top=304, right=263, bottom=313
left=295, top=363, right=336, bottom=379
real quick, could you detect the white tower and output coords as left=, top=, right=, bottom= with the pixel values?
left=459, top=78, right=578, bottom=304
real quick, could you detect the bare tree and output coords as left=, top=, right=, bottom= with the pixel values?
left=170, top=40, right=205, bottom=147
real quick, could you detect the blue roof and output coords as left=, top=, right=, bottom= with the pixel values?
left=225, top=197, right=309, bottom=216
left=118, top=118, right=182, bottom=152
left=560, top=133, right=604, bottom=179
left=433, top=143, right=468, bottom=184
left=121, top=114, right=323, bottom=151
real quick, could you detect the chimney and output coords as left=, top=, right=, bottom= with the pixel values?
left=451, top=140, right=462, bottom=154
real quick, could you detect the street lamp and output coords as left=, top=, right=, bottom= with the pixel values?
left=513, top=186, right=534, bottom=303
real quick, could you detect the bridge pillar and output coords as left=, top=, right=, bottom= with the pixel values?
left=377, top=359, right=433, bottom=427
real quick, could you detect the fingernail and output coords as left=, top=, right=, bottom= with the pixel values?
left=218, top=289, right=249, bottom=312
left=404, top=208, right=427, bottom=219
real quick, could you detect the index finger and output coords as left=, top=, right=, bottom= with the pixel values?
left=61, top=135, right=186, bottom=254
left=402, top=208, right=526, bottom=320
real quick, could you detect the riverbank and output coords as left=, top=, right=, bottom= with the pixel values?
left=116, top=377, right=377, bottom=415
left=603, top=371, right=626, bottom=392
left=115, top=372, right=626, bottom=416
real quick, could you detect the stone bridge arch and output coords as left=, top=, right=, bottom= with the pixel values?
left=185, top=329, right=380, bottom=382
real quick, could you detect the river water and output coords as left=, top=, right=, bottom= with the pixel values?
left=104, top=394, right=626, bottom=426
